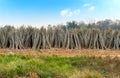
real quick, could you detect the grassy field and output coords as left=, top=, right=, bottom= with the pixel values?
left=0, top=50, right=120, bottom=78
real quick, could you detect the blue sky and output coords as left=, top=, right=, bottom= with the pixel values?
left=0, top=0, right=120, bottom=26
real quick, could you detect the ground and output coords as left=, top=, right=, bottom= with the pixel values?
left=0, top=48, right=120, bottom=57
left=0, top=48, right=120, bottom=78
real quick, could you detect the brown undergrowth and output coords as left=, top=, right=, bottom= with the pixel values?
left=0, top=48, right=120, bottom=57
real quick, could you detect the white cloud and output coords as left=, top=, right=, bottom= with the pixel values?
left=73, top=9, right=80, bottom=15
left=60, top=9, right=72, bottom=17
left=83, top=3, right=95, bottom=12
left=88, top=6, right=95, bottom=11
left=60, top=9, right=80, bottom=17
left=83, top=3, right=91, bottom=7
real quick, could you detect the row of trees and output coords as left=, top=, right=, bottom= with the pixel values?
left=0, top=20, right=120, bottom=49
left=66, top=19, right=120, bottom=29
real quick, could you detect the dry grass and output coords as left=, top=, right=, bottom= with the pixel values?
left=41, top=48, right=120, bottom=57
left=0, top=48, right=120, bottom=57
left=14, top=72, right=39, bottom=78
left=69, top=69, right=103, bottom=78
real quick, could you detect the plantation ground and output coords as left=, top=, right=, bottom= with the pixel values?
left=0, top=48, right=120, bottom=57
left=0, top=49, right=120, bottom=78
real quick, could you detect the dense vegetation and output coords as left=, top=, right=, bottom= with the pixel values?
left=0, top=54, right=120, bottom=78
left=0, top=19, right=120, bottom=49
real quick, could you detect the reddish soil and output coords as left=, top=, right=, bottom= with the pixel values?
left=0, top=48, right=120, bottom=57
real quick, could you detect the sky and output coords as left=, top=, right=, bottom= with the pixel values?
left=0, top=0, right=120, bottom=26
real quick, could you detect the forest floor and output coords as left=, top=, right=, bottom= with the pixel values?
left=0, top=48, right=120, bottom=57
